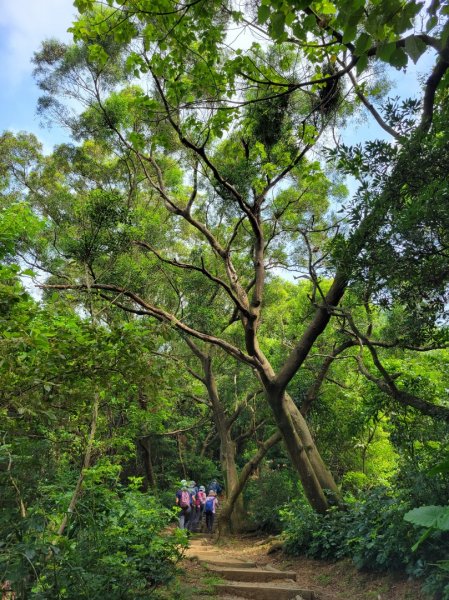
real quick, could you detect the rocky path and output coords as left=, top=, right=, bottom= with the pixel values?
left=186, top=536, right=315, bottom=600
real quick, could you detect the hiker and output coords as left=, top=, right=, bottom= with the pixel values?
left=204, top=489, right=218, bottom=533
left=207, top=478, right=223, bottom=496
left=175, top=480, right=193, bottom=530
left=187, top=480, right=200, bottom=531
left=188, top=480, right=198, bottom=497
left=196, top=485, right=207, bottom=526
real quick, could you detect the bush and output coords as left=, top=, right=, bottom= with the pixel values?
left=281, top=487, right=449, bottom=597
left=1, top=472, right=187, bottom=599
left=245, top=467, right=297, bottom=533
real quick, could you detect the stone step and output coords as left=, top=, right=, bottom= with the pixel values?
left=207, top=565, right=297, bottom=583
left=215, top=581, right=314, bottom=600
left=199, top=556, right=258, bottom=568
left=185, top=549, right=223, bottom=558
left=189, top=539, right=212, bottom=547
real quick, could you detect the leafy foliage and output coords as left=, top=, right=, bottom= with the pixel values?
left=282, top=487, right=449, bottom=595
left=1, top=472, right=186, bottom=599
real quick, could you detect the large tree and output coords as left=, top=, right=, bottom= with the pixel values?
left=8, top=0, right=449, bottom=512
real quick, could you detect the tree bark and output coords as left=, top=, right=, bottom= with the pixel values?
left=264, top=387, right=330, bottom=513
left=202, top=355, right=245, bottom=532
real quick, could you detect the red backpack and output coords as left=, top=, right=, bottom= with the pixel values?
left=197, top=490, right=206, bottom=505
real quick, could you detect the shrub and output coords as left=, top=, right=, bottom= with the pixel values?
left=245, top=467, right=297, bottom=533
left=1, top=473, right=187, bottom=599
left=281, top=486, right=449, bottom=597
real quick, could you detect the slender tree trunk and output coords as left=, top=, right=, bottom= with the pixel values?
left=139, top=437, right=157, bottom=489
left=56, top=393, right=99, bottom=538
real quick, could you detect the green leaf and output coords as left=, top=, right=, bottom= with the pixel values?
left=74, top=0, right=94, bottom=10
left=342, top=25, right=357, bottom=43
left=377, top=42, right=396, bottom=63
left=389, top=47, right=408, bottom=68
left=271, top=12, right=286, bottom=40
left=355, top=32, right=372, bottom=56
left=404, top=505, right=449, bottom=530
left=303, top=14, right=317, bottom=32
left=429, top=458, right=449, bottom=475
left=319, top=0, right=337, bottom=15
left=356, top=54, right=369, bottom=75
left=257, top=4, right=271, bottom=23
left=87, top=44, right=109, bottom=68
left=404, top=35, right=427, bottom=64
left=426, top=15, right=438, bottom=31
left=128, top=132, right=146, bottom=151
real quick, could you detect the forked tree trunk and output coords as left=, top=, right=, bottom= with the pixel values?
left=265, top=388, right=330, bottom=513
left=255, top=349, right=340, bottom=513
left=286, top=393, right=339, bottom=497
left=218, top=430, right=282, bottom=534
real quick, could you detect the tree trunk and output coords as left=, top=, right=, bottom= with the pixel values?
left=139, top=437, right=157, bottom=490
left=265, top=387, right=330, bottom=513
left=203, top=356, right=245, bottom=532
left=56, top=393, right=99, bottom=538
left=252, top=349, right=340, bottom=513
left=218, top=430, right=282, bottom=534
left=286, top=393, right=340, bottom=498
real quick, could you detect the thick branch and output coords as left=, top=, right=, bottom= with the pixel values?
left=418, top=38, right=449, bottom=134
left=134, top=240, right=250, bottom=317
left=274, top=272, right=347, bottom=393
left=41, top=283, right=259, bottom=368
left=343, top=315, right=449, bottom=422
left=356, top=354, right=449, bottom=421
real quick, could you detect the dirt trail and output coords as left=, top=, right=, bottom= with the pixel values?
left=184, top=535, right=428, bottom=600
left=186, top=535, right=314, bottom=599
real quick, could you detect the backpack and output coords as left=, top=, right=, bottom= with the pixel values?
left=197, top=490, right=206, bottom=505
left=205, top=497, right=215, bottom=513
left=180, top=490, right=190, bottom=508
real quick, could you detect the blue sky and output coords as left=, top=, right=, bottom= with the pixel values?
left=0, top=1, right=436, bottom=152
left=0, top=0, right=75, bottom=150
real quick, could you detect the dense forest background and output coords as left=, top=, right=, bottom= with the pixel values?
left=1, top=0, right=449, bottom=598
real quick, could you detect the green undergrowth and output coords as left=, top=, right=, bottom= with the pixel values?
left=1, top=471, right=187, bottom=599
left=280, top=487, right=449, bottom=599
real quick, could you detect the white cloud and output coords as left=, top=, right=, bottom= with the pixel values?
left=0, top=0, right=75, bottom=87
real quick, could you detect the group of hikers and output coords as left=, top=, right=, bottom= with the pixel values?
left=175, top=478, right=222, bottom=533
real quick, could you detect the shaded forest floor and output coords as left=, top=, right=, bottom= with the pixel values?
left=160, top=534, right=428, bottom=600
